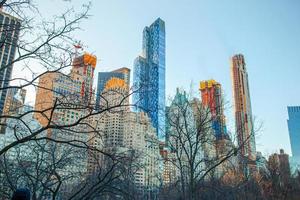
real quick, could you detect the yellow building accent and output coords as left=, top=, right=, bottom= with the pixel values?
left=199, top=79, right=217, bottom=90
left=104, top=77, right=127, bottom=91
left=83, top=53, right=97, bottom=68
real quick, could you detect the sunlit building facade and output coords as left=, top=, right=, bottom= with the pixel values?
left=166, top=89, right=205, bottom=182
left=133, top=18, right=166, bottom=140
left=231, top=54, right=256, bottom=171
left=33, top=53, right=98, bottom=183
left=34, top=53, right=97, bottom=127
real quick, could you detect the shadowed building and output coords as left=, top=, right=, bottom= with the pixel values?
left=0, top=10, right=21, bottom=114
left=268, top=149, right=291, bottom=184
left=287, top=106, right=300, bottom=164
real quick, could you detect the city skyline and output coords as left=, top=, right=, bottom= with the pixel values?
left=11, top=0, right=300, bottom=156
left=1, top=1, right=300, bottom=198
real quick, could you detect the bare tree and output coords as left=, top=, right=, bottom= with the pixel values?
left=0, top=1, right=152, bottom=199
left=160, top=88, right=263, bottom=200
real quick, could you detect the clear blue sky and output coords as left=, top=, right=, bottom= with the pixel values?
left=34, top=0, right=300, bottom=156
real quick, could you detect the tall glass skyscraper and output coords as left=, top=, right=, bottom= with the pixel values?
left=0, top=11, right=21, bottom=115
left=133, top=18, right=165, bottom=140
left=287, top=106, right=300, bottom=161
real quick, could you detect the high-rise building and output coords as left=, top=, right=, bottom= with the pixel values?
left=88, top=80, right=161, bottom=196
left=88, top=104, right=161, bottom=196
left=256, top=151, right=268, bottom=175
left=133, top=18, right=166, bottom=140
left=166, top=89, right=205, bottom=183
left=200, top=79, right=228, bottom=139
left=71, top=53, right=97, bottom=105
left=160, top=146, right=178, bottom=185
left=2, top=88, right=26, bottom=116
left=34, top=52, right=97, bottom=179
left=0, top=88, right=26, bottom=133
left=34, top=53, right=97, bottom=127
left=0, top=10, right=21, bottom=114
left=231, top=54, right=256, bottom=170
left=287, top=106, right=300, bottom=162
left=95, top=67, right=130, bottom=109
left=190, top=97, right=216, bottom=163
left=100, top=77, right=130, bottom=110
left=268, top=149, right=291, bottom=184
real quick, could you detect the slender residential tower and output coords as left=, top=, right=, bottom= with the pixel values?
left=133, top=18, right=166, bottom=140
left=231, top=54, right=256, bottom=171
left=0, top=10, right=21, bottom=114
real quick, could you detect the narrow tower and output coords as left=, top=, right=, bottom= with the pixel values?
left=71, top=53, right=97, bottom=105
left=0, top=10, right=21, bottom=114
left=133, top=18, right=166, bottom=140
left=231, top=54, right=256, bottom=172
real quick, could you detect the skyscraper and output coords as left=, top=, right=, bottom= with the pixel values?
left=231, top=54, right=256, bottom=170
left=95, top=67, right=130, bottom=109
left=2, top=88, right=26, bottom=116
left=287, top=106, right=300, bottom=162
left=268, top=149, right=291, bottom=184
left=71, top=53, right=97, bottom=105
left=33, top=53, right=97, bottom=178
left=89, top=81, right=161, bottom=196
left=0, top=88, right=26, bottom=134
left=35, top=53, right=97, bottom=127
left=199, top=79, right=227, bottom=139
left=133, top=18, right=166, bottom=140
left=0, top=10, right=21, bottom=114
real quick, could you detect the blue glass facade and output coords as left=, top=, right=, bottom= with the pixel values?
left=288, top=106, right=300, bottom=161
left=133, top=18, right=165, bottom=140
left=0, top=12, right=21, bottom=115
